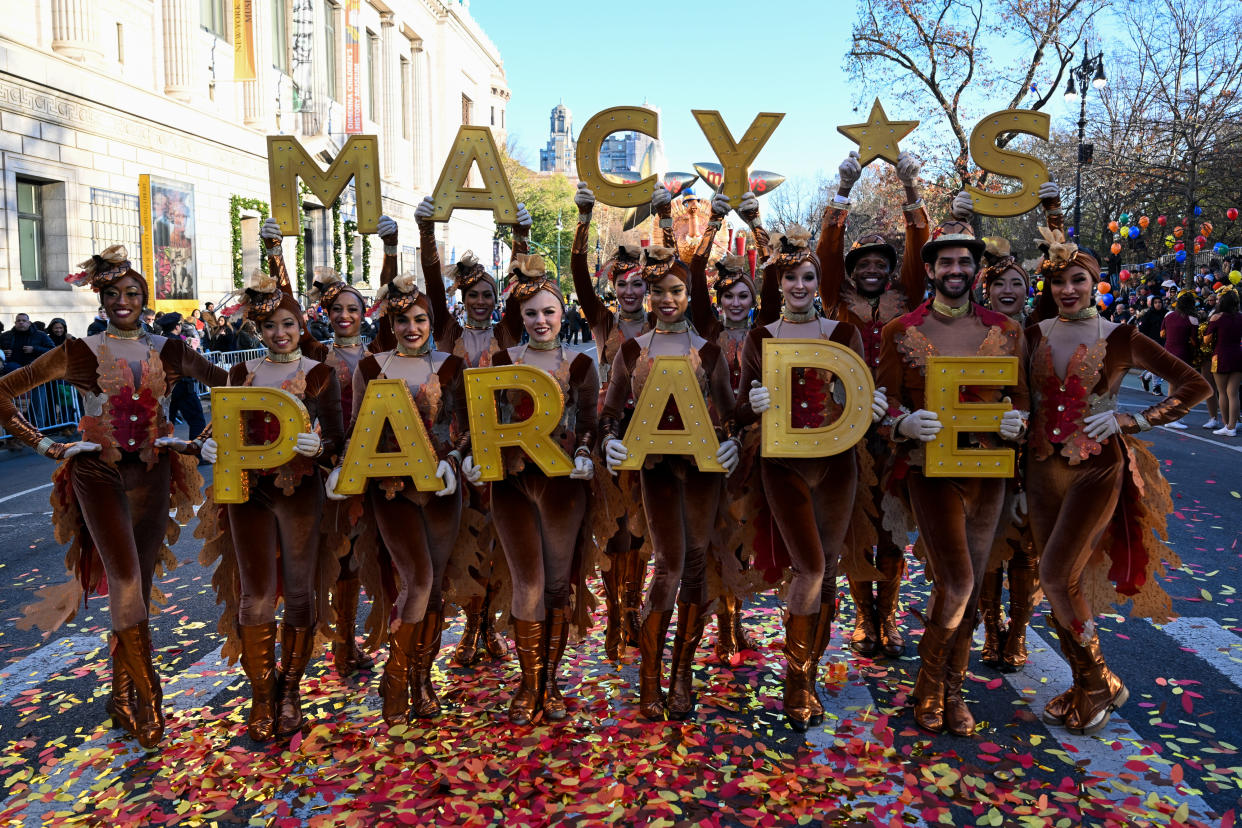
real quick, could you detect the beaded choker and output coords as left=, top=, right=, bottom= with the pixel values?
left=265, top=348, right=302, bottom=363
left=396, top=341, right=432, bottom=357
left=618, top=309, right=647, bottom=323
left=527, top=338, right=561, bottom=350
left=655, top=319, right=690, bottom=333
left=723, top=318, right=750, bottom=329
left=105, top=323, right=144, bottom=340
left=333, top=334, right=363, bottom=347
left=780, top=307, right=817, bottom=323
left=932, top=298, right=970, bottom=318
left=464, top=319, right=492, bottom=330
left=1057, top=306, right=1099, bottom=321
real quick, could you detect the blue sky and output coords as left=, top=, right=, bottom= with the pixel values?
left=469, top=0, right=1099, bottom=190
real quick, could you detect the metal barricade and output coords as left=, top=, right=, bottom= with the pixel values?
left=0, top=379, right=85, bottom=442
left=195, top=348, right=267, bottom=397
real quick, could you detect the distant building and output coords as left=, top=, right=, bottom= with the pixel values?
left=539, top=103, right=575, bottom=174
left=599, top=131, right=656, bottom=176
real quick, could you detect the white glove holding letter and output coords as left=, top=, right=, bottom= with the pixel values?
left=872, top=387, right=888, bottom=424
left=604, top=438, right=629, bottom=475
left=325, top=466, right=348, bottom=501
left=200, top=437, right=218, bottom=464
left=895, top=152, right=921, bottom=186
left=651, top=183, right=672, bottom=211
left=293, top=432, right=321, bottom=458
left=716, top=438, right=740, bottom=477
left=710, top=192, right=732, bottom=219
left=461, top=455, right=484, bottom=486
left=898, top=409, right=943, bottom=442
left=569, top=454, right=594, bottom=480
left=748, top=380, right=771, bottom=414
left=999, top=408, right=1025, bottom=441
left=838, top=151, right=862, bottom=190
left=1039, top=181, right=1061, bottom=202
left=260, top=218, right=282, bottom=243
left=434, top=459, right=457, bottom=496
left=378, top=214, right=398, bottom=239
left=415, top=197, right=436, bottom=221
left=515, top=202, right=532, bottom=231
left=950, top=191, right=975, bottom=220
left=575, top=182, right=596, bottom=214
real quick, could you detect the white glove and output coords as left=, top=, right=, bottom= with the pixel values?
left=749, top=381, right=771, bottom=414
left=515, top=202, right=532, bottom=230
left=1038, top=181, right=1061, bottom=202
left=153, top=436, right=192, bottom=454
left=898, top=409, right=942, bottom=442
left=414, top=197, right=436, bottom=221
left=434, top=459, right=457, bottom=496
left=651, top=183, right=672, bottom=211
left=871, top=387, right=888, bottom=424
left=569, top=454, right=594, bottom=480
left=604, top=439, right=629, bottom=475
left=461, top=455, right=483, bottom=486
left=574, top=182, right=596, bottom=214
left=293, top=431, right=322, bottom=458
left=61, top=441, right=102, bottom=459
left=1083, top=411, right=1121, bottom=441
left=950, top=191, right=975, bottom=220
left=838, top=151, right=862, bottom=190
left=201, top=437, right=218, bottom=464
left=896, top=152, right=921, bottom=185
left=378, top=214, right=398, bottom=239
left=325, top=466, right=348, bottom=501
left=710, top=192, right=732, bottom=219
left=260, top=218, right=282, bottom=243
left=999, top=409, right=1025, bottom=441
left=716, top=438, right=740, bottom=477
left=1011, top=491, right=1028, bottom=523
left=738, top=191, right=761, bottom=226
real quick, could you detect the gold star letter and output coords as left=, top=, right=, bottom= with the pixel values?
left=836, top=99, right=919, bottom=166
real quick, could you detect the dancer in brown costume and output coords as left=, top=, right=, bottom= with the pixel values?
left=601, top=242, right=742, bottom=721
left=817, top=150, right=930, bottom=660
left=737, top=225, right=889, bottom=731
left=876, top=214, right=1029, bottom=736
left=412, top=197, right=532, bottom=667
left=326, top=270, right=469, bottom=727
left=0, top=246, right=225, bottom=749
left=688, top=190, right=775, bottom=663
left=1025, top=231, right=1209, bottom=734
left=199, top=253, right=344, bottom=743
left=470, top=255, right=599, bottom=724
left=571, top=182, right=663, bottom=661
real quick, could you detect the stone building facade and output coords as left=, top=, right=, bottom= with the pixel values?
left=0, top=0, right=511, bottom=333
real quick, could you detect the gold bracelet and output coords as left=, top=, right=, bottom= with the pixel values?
left=35, top=436, right=56, bottom=457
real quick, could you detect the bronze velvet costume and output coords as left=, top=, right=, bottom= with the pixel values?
left=877, top=300, right=1029, bottom=734
left=1024, top=319, right=1209, bottom=732
left=0, top=332, right=225, bottom=748
left=489, top=345, right=599, bottom=724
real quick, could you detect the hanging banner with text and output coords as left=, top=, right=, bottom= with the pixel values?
left=231, top=0, right=256, bottom=81
left=344, top=0, right=362, bottom=133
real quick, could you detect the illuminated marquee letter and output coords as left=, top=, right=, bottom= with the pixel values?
left=335, top=379, right=444, bottom=495
left=210, top=387, right=310, bottom=504
left=923, top=356, right=1017, bottom=477
left=761, top=339, right=872, bottom=458
left=464, top=365, right=574, bottom=482
left=268, top=134, right=381, bottom=233
left=691, top=110, right=785, bottom=208
left=575, top=107, right=660, bottom=207
left=615, top=356, right=725, bottom=473
left=966, top=109, right=1050, bottom=218
left=429, top=126, right=519, bottom=224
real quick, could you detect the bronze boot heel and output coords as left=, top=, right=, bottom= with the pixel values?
left=113, top=622, right=165, bottom=749
left=105, top=651, right=137, bottom=736
left=509, top=619, right=546, bottom=725
left=782, top=613, right=817, bottom=732
left=911, top=622, right=957, bottom=734
left=238, top=622, right=279, bottom=742
left=638, top=609, right=674, bottom=720
left=667, top=602, right=708, bottom=720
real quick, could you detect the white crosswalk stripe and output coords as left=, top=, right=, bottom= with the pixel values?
left=1153, top=617, right=1242, bottom=687
left=0, top=634, right=103, bottom=706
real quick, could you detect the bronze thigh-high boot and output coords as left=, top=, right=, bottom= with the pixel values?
left=713, top=594, right=739, bottom=663
left=1041, top=617, right=1081, bottom=726
left=543, top=607, right=571, bottom=721
left=106, top=652, right=137, bottom=737
left=1000, top=557, right=1038, bottom=673
left=667, top=601, right=708, bottom=720
left=453, top=595, right=484, bottom=667
left=876, top=553, right=907, bottom=659
left=276, top=625, right=314, bottom=736
left=332, top=577, right=374, bottom=677
left=381, top=622, right=417, bottom=728
left=509, top=618, right=546, bottom=725
left=638, top=609, right=674, bottom=720
left=846, top=575, right=879, bottom=657
left=978, top=567, right=1007, bottom=669
left=782, top=612, right=817, bottom=732
left=807, top=597, right=837, bottom=727
left=1063, top=632, right=1129, bottom=735
left=943, top=626, right=977, bottom=736
left=113, top=622, right=165, bottom=749
left=911, top=621, right=958, bottom=734
left=601, top=550, right=626, bottom=662
left=238, top=622, right=279, bottom=742
left=410, top=609, right=444, bottom=719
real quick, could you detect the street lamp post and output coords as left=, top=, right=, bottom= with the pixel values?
left=556, top=210, right=563, bottom=281
left=1064, top=50, right=1107, bottom=244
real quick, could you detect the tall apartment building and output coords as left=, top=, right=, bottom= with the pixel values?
left=538, top=102, right=574, bottom=174
left=0, top=0, right=511, bottom=332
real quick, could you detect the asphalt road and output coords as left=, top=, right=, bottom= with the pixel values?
left=0, top=364, right=1238, bottom=827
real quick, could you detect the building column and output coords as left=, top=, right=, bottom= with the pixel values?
left=161, top=0, right=195, bottom=102
left=379, top=14, right=397, bottom=180
left=50, top=0, right=100, bottom=61
left=410, top=39, right=427, bottom=189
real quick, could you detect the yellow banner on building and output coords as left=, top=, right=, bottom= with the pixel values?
left=233, top=0, right=256, bottom=81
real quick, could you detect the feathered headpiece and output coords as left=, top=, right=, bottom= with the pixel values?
left=600, top=232, right=644, bottom=284
left=509, top=254, right=564, bottom=305
left=977, top=236, right=1029, bottom=291
left=713, top=254, right=756, bottom=297
left=372, top=271, right=432, bottom=320
left=762, top=223, right=820, bottom=276
left=308, top=266, right=365, bottom=311
left=65, top=245, right=145, bottom=296
left=1035, top=226, right=1099, bottom=280
left=452, top=250, right=496, bottom=296
left=640, top=245, right=688, bottom=285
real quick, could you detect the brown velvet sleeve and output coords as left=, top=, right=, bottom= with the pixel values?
left=351, top=355, right=380, bottom=425
left=418, top=219, right=451, bottom=344
left=756, top=245, right=783, bottom=327
left=1008, top=322, right=1031, bottom=413
left=816, top=205, right=849, bottom=310
left=834, top=320, right=866, bottom=359
left=1042, top=192, right=1065, bottom=234
left=439, top=356, right=471, bottom=460
left=496, top=292, right=524, bottom=349
left=298, top=331, right=329, bottom=363
left=0, top=344, right=72, bottom=451
left=655, top=200, right=676, bottom=248
left=734, top=328, right=767, bottom=427
left=702, top=342, right=738, bottom=440
left=899, top=203, right=930, bottom=306
left=877, top=319, right=909, bottom=417
left=511, top=224, right=529, bottom=256
left=571, top=216, right=605, bottom=326
left=600, top=340, right=638, bottom=440
left=368, top=232, right=401, bottom=353
left=1121, top=327, right=1211, bottom=431
left=308, top=362, right=344, bottom=466
left=689, top=224, right=722, bottom=340
left=571, top=354, right=599, bottom=452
